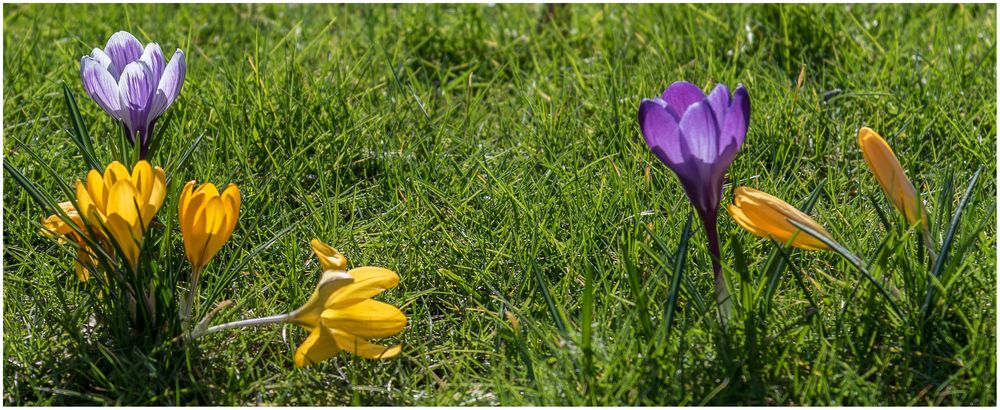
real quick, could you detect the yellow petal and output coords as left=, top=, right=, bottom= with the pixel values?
left=219, top=184, right=241, bottom=243
left=196, top=182, right=220, bottom=199
left=310, top=239, right=346, bottom=271
left=105, top=181, right=143, bottom=266
left=326, top=267, right=400, bottom=308
left=103, top=161, right=131, bottom=193
left=289, top=270, right=354, bottom=329
left=858, top=127, right=926, bottom=227
left=728, top=187, right=832, bottom=251
left=294, top=325, right=341, bottom=367
left=199, top=197, right=230, bottom=267
left=85, top=169, right=107, bottom=212
left=321, top=299, right=406, bottom=339
left=332, top=329, right=401, bottom=359
left=130, top=160, right=154, bottom=205
left=178, top=181, right=196, bottom=230
left=41, top=201, right=82, bottom=236
left=181, top=187, right=212, bottom=268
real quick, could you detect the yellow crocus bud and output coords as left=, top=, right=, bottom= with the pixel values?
left=727, top=187, right=834, bottom=251
left=858, top=127, right=927, bottom=228
left=178, top=181, right=241, bottom=271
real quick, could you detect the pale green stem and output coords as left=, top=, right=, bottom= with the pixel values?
left=191, top=313, right=291, bottom=339
left=180, top=266, right=202, bottom=330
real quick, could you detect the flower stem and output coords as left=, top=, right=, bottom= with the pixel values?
left=191, top=313, right=291, bottom=339
left=180, top=266, right=202, bottom=331
left=703, top=212, right=732, bottom=324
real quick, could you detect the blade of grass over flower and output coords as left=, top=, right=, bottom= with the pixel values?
left=788, top=218, right=903, bottom=319
left=62, top=83, right=102, bottom=173
left=663, top=213, right=693, bottom=338
left=922, top=165, right=984, bottom=318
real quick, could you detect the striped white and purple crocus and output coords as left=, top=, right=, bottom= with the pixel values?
left=80, top=31, right=186, bottom=159
left=638, top=81, right=750, bottom=315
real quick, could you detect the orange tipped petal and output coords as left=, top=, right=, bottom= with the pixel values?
left=728, top=187, right=833, bottom=251
left=858, top=127, right=926, bottom=227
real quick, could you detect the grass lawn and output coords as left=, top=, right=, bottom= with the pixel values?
left=2, top=3, right=996, bottom=405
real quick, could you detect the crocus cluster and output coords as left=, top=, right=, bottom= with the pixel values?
left=30, top=30, right=408, bottom=368
left=639, top=81, right=933, bottom=320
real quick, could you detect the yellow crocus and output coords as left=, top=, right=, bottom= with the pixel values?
left=727, top=187, right=833, bottom=251
left=41, top=201, right=100, bottom=281
left=858, top=127, right=927, bottom=228
left=178, top=181, right=241, bottom=271
left=289, top=239, right=406, bottom=367
left=71, top=161, right=166, bottom=270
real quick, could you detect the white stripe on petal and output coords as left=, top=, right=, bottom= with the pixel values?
left=80, top=56, right=122, bottom=118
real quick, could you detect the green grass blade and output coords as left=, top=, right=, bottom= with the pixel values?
left=62, top=83, right=103, bottom=172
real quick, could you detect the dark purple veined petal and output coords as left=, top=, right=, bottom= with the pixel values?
left=677, top=101, right=719, bottom=164
left=661, top=81, right=705, bottom=120
left=140, top=43, right=165, bottom=81
left=639, top=98, right=685, bottom=166
left=117, top=61, right=156, bottom=142
left=150, top=49, right=186, bottom=120
left=104, top=32, right=143, bottom=79
left=81, top=56, right=123, bottom=119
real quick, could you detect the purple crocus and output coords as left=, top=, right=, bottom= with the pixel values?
left=80, top=31, right=186, bottom=158
left=638, top=81, right=750, bottom=313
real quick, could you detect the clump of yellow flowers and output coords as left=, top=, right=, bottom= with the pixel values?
left=31, top=156, right=405, bottom=366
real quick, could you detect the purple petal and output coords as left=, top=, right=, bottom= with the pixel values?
left=81, top=56, right=122, bottom=118
left=88, top=48, right=114, bottom=75
left=150, top=49, right=186, bottom=120
left=140, top=43, right=165, bottom=81
left=678, top=101, right=719, bottom=164
left=705, top=84, right=730, bottom=126
left=661, top=81, right=706, bottom=119
left=104, top=32, right=143, bottom=78
left=717, top=84, right=750, bottom=163
left=117, top=61, right=155, bottom=141
left=638, top=98, right=684, bottom=166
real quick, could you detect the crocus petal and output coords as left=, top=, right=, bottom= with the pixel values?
left=639, top=98, right=685, bottom=166
left=81, top=56, right=123, bottom=118
left=103, top=162, right=131, bottom=194
left=117, top=61, right=156, bottom=141
left=705, top=83, right=731, bottom=124
left=178, top=181, right=196, bottom=235
left=858, top=127, right=925, bottom=226
left=326, top=267, right=400, bottom=308
left=219, top=184, right=241, bottom=242
left=661, top=81, right=706, bottom=119
left=89, top=48, right=114, bottom=75
left=150, top=49, right=185, bottom=120
left=104, top=31, right=144, bottom=77
left=677, top=101, right=720, bottom=164
left=321, top=299, right=407, bottom=339
left=105, top=181, right=143, bottom=266
left=140, top=43, right=165, bottom=81
left=294, top=325, right=341, bottom=367
left=727, top=186, right=832, bottom=250
left=311, top=239, right=347, bottom=271
left=717, top=84, right=750, bottom=164
left=290, top=270, right=355, bottom=329
left=332, top=330, right=401, bottom=359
